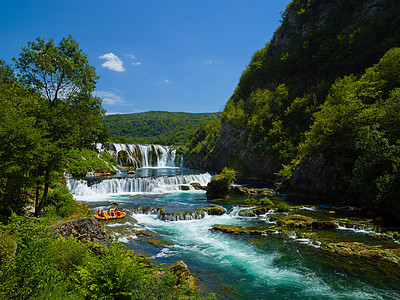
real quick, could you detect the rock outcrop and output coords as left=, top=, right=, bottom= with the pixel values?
left=134, top=205, right=226, bottom=221
left=169, top=260, right=197, bottom=288
left=206, top=179, right=275, bottom=199
left=205, top=180, right=230, bottom=198
left=276, top=214, right=338, bottom=230
left=48, top=217, right=111, bottom=245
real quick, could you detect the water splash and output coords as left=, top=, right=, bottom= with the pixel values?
left=67, top=173, right=211, bottom=200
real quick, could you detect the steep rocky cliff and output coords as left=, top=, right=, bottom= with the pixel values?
left=186, top=0, right=400, bottom=196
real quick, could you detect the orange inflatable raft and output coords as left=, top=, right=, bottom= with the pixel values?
left=94, top=209, right=126, bottom=220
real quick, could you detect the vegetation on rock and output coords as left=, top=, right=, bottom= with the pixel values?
left=66, top=148, right=117, bottom=177
left=185, top=0, right=400, bottom=223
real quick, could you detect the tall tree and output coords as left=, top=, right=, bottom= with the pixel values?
left=14, top=35, right=98, bottom=107
left=12, top=35, right=105, bottom=216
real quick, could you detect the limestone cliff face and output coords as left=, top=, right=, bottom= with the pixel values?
left=186, top=123, right=280, bottom=183
left=287, top=154, right=352, bottom=199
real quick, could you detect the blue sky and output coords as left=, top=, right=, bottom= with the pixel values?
left=1, top=0, right=290, bottom=114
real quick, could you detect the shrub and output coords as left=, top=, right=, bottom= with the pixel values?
left=0, top=228, right=17, bottom=265
left=213, top=167, right=237, bottom=184
left=259, top=197, right=274, bottom=206
left=43, top=184, right=84, bottom=218
left=276, top=201, right=291, bottom=212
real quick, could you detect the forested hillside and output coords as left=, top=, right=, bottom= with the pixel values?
left=185, top=0, right=400, bottom=221
left=105, top=111, right=220, bottom=145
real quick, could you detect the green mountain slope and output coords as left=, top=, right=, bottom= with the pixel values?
left=105, top=111, right=220, bottom=145
left=185, top=0, right=400, bottom=221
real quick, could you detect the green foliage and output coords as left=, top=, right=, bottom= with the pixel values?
left=213, top=167, right=237, bottom=184
left=0, top=227, right=17, bottom=265
left=296, top=49, right=400, bottom=221
left=0, top=217, right=210, bottom=299
left=259, top=197, right=274, bottom=206
left=185, top=118, right=222, bottom=165
left=0, top=35, right=107, bottom=217
left=42, top=184, right=84, bottom=218
left=52, top=236, right=94, bottom=279
left=72, top=244, right=182, bottom=299
left=275, top=201, right=291, bottom=212
left=351, top=125, right=400, bottom=220
left=14, top=35, right=98, bottom=106
left=0, top=60, right=16, bottom=83
left=191, top=0, right=400, bottom=169
left=66, top=148, right=117, bottom=178
left=106, top=111, right=220, bottom=146
left=0, top=81, right=44, bottom=215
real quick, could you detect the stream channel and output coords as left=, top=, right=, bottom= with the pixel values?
left=67, top=167, right=400, bottom=299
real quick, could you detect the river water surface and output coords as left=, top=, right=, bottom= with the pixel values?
left=68, top=167, right=400, bottom=299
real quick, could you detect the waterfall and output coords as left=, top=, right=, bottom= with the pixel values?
left=67, top=173, right=211, bottom=198
left=100, top=143, right=177, bottom=168
left=180, top=154, right=184, bottom=168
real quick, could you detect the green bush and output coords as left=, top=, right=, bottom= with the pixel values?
left=0, top=217, right=211, bottom=299
left=0, top=228, right=17, bottom=265
left=71, top=244, right=191, bottom=299
left=276, top=201, right=291, bottom=212
left=43, top=184, right=82, bottom=218
left=259, top=197, right=274, bottom=206
left=213, top=167, right=237, bottom=184
left=66, top=148, right=117, bottom=178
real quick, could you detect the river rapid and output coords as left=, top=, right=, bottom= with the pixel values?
left=67, top=167, right=400, bottom=299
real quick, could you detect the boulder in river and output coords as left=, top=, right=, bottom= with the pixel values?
left=206, top=179, right=230, bottom=198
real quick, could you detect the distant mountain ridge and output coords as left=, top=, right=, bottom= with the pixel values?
left=105, top=111, right=220, bottom=145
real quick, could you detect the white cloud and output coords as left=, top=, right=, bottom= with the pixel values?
left=126, top=53, right=142, bottom=66
left=125, top=53, right=136, bottom=60
left=205, top=59, right=213, bottom=65
left=99, top=53, right=125, bottom=72
left=94, top=91, right=125, bottom=105
left=157, top=78, right=171, bottom=84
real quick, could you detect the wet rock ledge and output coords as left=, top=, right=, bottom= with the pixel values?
left=134, top=205, right=226, bottom=221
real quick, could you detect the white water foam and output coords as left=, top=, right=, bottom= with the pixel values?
left=151, top=247, right=179, bottom=259
left=67, top=173, right=211, bottom=200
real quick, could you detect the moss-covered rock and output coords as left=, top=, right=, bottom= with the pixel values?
left=206, top=180, right=230, bottom=198
left=210, top=224, right=273, bottom=235
left=190, top=182, right=206, bottom=190
left=319, top=241, right=400, bottom=277
left=134, top=205, right=226, bottom=221
left=201, top=206, right=226, bottom=216
left=169, top=260, right=198, bottom=289
left=277, top=214, right=338, bottom=230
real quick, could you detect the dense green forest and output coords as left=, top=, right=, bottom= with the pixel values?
left=186, top=0, right=400, bottom=222
left=105, top=111, right=220, bottom=145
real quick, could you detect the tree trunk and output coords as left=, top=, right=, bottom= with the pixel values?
left=34, top=168, right=50, bottom=216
